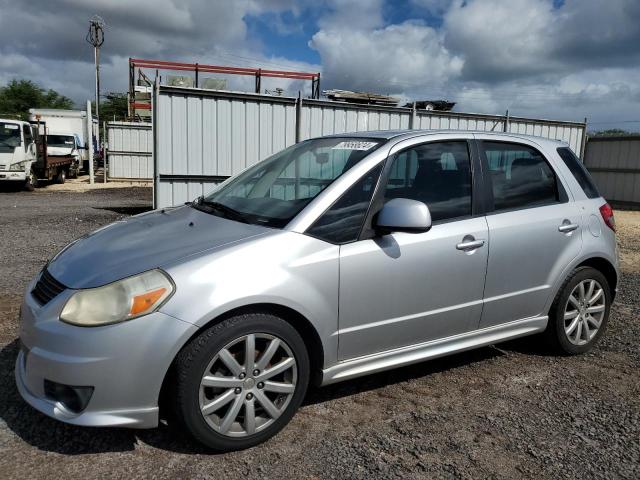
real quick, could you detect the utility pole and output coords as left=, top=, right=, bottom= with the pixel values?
left=86, top=15, right=105, bottom=184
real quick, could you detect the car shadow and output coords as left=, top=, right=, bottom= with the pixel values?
left=303, top=346, right=502, bottom=406
left=93, top=205, right=153, bottom=215
left=0, top=337, right=505, bottom=455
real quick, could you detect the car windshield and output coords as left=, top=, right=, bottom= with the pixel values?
left=195, top=137, right=383, bottom=228
left=47, top=135, right=75, bottom=148
left=0, top=122, right=21, bottom=153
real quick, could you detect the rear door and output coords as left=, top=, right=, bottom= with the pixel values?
left=477, top=137, right=583, bottom=328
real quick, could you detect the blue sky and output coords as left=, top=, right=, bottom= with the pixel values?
left=0, top=0, right=639, bottom=130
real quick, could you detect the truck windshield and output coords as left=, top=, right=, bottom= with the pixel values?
left=195, top=137, right=383, bottom=228
left=47, top=135, right=75, bottom=148
left=0, top=122, right=21, bottom=153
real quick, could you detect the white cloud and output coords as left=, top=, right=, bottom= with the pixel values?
left=444, top=0, right=557, bottom=81
left=0, top=0, right=319, bottom=105
left=0, top=0, right=639, bottom=129
left=311, top=7, right=463, bottom=94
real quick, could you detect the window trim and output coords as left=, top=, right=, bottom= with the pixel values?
left=556, top=146, right=600, bottom=199
left=359, top=139, right=481, bottom=241
left=304, top=163, right=384, bottom=245
left=477, top=140, right=569, bottom=216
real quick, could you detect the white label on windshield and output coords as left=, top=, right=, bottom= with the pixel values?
left=332, top=141, right=378, bottom=151
left=4, top=124, right=19, bottom=130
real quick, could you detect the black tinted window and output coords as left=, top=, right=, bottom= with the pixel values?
left=307, top=165, right=382, bottom=244
left=481, top=142, right=559, bottom=211
left=383, top=141, right=472, bottom=221
left=556, top=147, right=600, bottom=199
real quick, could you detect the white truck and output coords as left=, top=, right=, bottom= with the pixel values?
left=0, top=118, right=80, bottom=190
left=28, top=109, right=99, bottom=174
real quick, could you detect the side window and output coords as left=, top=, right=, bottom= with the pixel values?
left=383, top=141, right=472, bottom=222
left=307, top=164, right=382, bottom=244
left=481, top=142, right=559, bottom=211
left=23, top=125, right=33, bottom=152
left=556, top=147, right=600, bottom=199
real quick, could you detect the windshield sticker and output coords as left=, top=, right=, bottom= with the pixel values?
left=332, top=141, right=378, bottom=151
left=3, top=124, right=19, bottom=130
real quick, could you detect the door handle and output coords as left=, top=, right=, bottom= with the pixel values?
left=558, top=223, right=579, bottom=233
left=456, top=238, right=485, bottom=251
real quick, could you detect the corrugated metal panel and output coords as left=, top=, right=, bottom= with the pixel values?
left=415, top=112, right=585, bottom=155
left=584, top=136, right=640, bottom=206
left=300, top=101, right=411, bottom=139
left=158, top=179, right=226, bottom=207
left=157, top=91, right=296, bottom=178
left=106, top=121, right=152, bottom=179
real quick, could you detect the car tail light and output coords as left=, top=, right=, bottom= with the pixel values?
left=599, top=203, right=616, bottom=232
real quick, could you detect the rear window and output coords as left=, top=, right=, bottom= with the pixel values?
left=556, top=147, right=600, bottom=199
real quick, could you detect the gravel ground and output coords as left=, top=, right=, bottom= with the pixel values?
left=0, top=185, right=638, bottom=479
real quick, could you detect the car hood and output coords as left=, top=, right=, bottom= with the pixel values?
left=47, top=205, right=272, bottom=289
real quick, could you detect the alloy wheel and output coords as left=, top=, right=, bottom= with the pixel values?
left=199, top=333, right=297, bottom=437
left=563, top=279, right=606, bottom=346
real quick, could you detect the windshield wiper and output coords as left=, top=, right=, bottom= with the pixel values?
left=192, top=196, right=249, bottom=223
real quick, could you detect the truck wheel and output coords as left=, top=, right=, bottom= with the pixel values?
left=24, top=169, right=38, bottom=191
left=55, top=169, right=66, bottom=184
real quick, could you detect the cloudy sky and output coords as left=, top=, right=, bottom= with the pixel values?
left=1, top=0, right=639, bottom=130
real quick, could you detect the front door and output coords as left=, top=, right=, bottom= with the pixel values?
left=337, top=139, right=489, bottom=360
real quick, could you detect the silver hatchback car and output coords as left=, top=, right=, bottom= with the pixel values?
left=16, top=130, right=618, bottom=451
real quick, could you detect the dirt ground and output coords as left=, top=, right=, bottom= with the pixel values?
left=0, top=185, right=638, bottom=479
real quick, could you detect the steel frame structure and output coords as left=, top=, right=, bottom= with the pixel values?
left=128, top=58, right=320, bottom=116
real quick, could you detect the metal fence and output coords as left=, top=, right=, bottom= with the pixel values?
left=154, top=85, right=587, bottom=208
left=106, top=121, right=153, bottom=180
left=584, top=136, right=640, bottom=208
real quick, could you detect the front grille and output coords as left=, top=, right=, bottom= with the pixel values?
left=31, top=268, right=67, bottom=305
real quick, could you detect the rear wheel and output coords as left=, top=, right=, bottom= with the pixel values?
left=546, top=267, right=611, bottom=354
left=172, top=313, right=309, bottom=451
left=55, top=168, right=66, bottom=184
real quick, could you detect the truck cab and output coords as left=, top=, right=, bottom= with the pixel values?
left=46, top=132, right=81, bottom=178
left=0, top=119, right=38, bottom=190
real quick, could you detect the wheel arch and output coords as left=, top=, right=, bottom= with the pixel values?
left=158, top=302, right=325, bottom=416
left=575, top=256, right=618, bottom=300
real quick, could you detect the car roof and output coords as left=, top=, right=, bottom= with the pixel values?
left=324, top=129, right=569, bottom=147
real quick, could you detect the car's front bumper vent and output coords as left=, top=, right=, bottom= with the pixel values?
left=31, top=268, right=67, bottom=305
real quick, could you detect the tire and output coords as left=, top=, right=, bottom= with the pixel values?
left=545, top=266, right=611, bottom=355
left=24, top=168, right=37, bottom=191
left=55, top=169, right=66, bottom=184
left=172, top=313, right=310, bottom=451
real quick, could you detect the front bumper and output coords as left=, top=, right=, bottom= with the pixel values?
left=15, top=278, right=198, bottom=429
left=0, top=171, right=27, bottom=181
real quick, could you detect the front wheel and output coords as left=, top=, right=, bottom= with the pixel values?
left=24, top=168, right=37, bottom=191
left=172, top=313, right=310, bottom=451
left=545, top=266, right=611, bottom=354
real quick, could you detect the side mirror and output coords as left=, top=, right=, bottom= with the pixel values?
left=375, top=198, right=432, bottom=234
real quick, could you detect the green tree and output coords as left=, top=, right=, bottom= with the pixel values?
left=98, top=92, right=128, bottom=121
left=0, top=79, right=74, bottom=120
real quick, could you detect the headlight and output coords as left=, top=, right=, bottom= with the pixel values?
left=60, top=270, right=174, bottom=327
left=10, top=160, right=28, bottom=170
